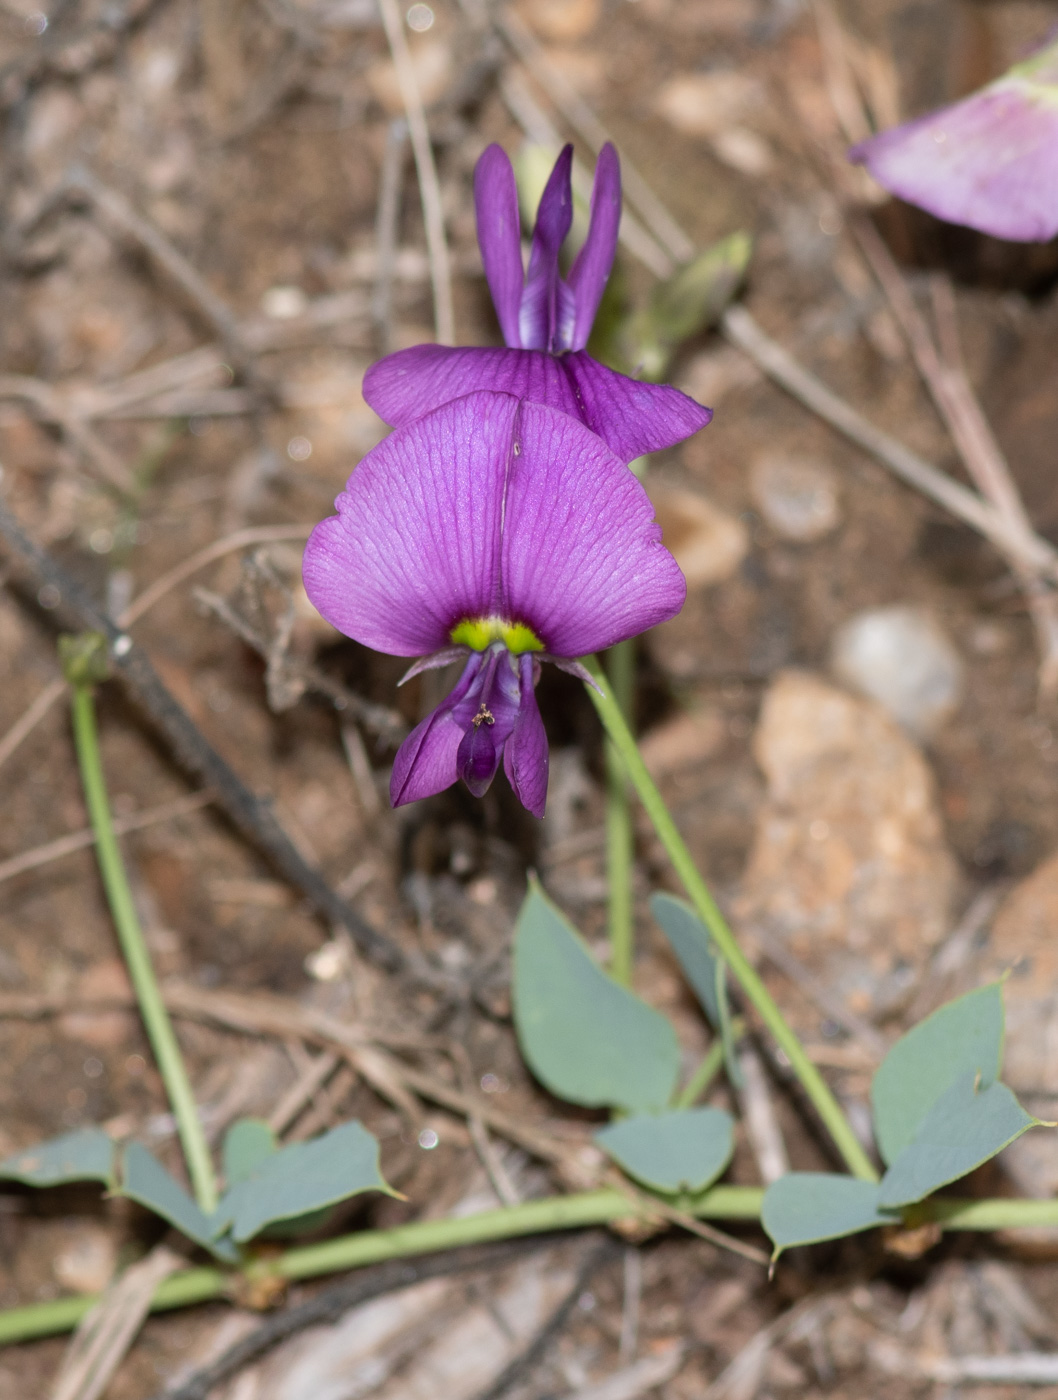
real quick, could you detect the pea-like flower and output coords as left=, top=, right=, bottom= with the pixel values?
left=849, top=36, right=1058, bottom=243
left=302, top=392, right=686, bottom=816
left=362, top=144, right=712, bottom=463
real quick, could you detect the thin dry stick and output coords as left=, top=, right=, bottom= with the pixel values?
left=468, top=1115, right=522, bottom=1207
left=736, top=1044, right=790, bottom=1187
left=496, top=8, right=694, bottom=264
left=0, top=525, right=317, bottom=781
left=0, top=791, right=213, bottom=888
left=376, top=0, right=455, bottom=345
left=63, top=166, right=262, bottom=385
left=50, top=1246, right=182, bottom=1400
left=0, top=374, right=134, bottom=492
left=269, top=1049, right=343, bottom=1136
left=373, top=117, right=408, bottom=356
left=0, top=675, right=66, bottom=775
left=720, top=305, right=1058, bottom=581
left=850, top=217, right=1058, bottom=696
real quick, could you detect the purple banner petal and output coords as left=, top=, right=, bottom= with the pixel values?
left=850, top=81, right=1058, bottom=243
left=473, top=144, right=525, bottom=348
left=500, top=401, right=686, bottom=657
left=302, top=394, right=518, bottom=655
left=363, top=344, right=712, bottom=463
left=567, top=143, right=621, bottom=351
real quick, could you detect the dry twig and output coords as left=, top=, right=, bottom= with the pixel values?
left=0, top=498, right=404, bottom=970
left=376, top=0, right=455, bottom=345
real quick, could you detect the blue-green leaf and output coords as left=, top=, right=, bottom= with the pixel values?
left=871, top=983, right=1005, bottom=1166
left=220, top=1121, right=395, bottom=1243
left=878, top=1072, right=1041, bottom=1209
left=650, top=893, right=742, bottom=1089
left=594, top=1108, right=734, bottom=1193
left=762, top=1174, right=893, bottom=1256
left=513, top=882, right=680, bottom=1113
left=0, top=1128, right=115, bottom=1188
left=222, top=1119, right=278, bottom=1187
left=121, top=1143, right=238, bottom=1262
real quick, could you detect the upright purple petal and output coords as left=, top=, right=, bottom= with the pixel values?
left=302, top=394, right=519, bottom=656
left=504, top=654, right=548, bottom=818
left=391, top=654, right=481, bottom=807
left=500, top=401, right=686, bottom=656
left=849, top=75, right=1058, bottom=243
left=473, top=145, right=525, bottom=348
left=566, top=143, right=621, bottom=351
left=519, top=144, right=575, bottom=352
left=561, top=351, right=713, bottom=459
left=363, top=343, right=712, bottom=463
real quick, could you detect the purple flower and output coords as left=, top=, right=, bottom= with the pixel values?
left=362, top=144, right=712, bottom=463
left=849, top=37, right=1058, bottom=242
left=302, top=392, right=686, bottom=816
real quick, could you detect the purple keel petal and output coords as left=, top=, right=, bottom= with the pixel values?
left=474, top=145, right=525, bottom=348
left=391, top=654, right=482, bottom=807
left=302, top=394, right=519, bottom=656
left=504, top=654, right=548, bottom=817
left=566, top=143, right=621, bottom=352
left=363, top=344, right=712, bottom=463
left=850, top=79, right=1058, bottom=242
left=562, top=351, right=713, bottom=459
left=500, top=401, right=687, bottom=657
left=520, top=144, right=575, bottom=352
left=453, top=647, right=522, bottom=797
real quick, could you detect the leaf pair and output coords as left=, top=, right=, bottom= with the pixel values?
left=512, top=882, right=734, bottom=1194
left=763, top=983, right=1045, bottom=1255
left=0, top=1119, right=394, bottom=1262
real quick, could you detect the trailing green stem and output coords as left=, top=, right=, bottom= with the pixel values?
left=583, top=655, right=877, bottom=1182
left=5, top=1185, right=1058, bottom=1347
left=604, top=638, right=636, bottom=986
left=68, top=672, right=219, bottom=1214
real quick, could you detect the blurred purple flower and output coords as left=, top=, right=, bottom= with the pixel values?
left=849, top=37, right=1058, bottom=242
left=303, top=392, right=685, bottom=816
left=363, top=144, right=712, bottom=463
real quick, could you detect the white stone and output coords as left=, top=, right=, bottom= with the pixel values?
left=829, top=605, right=964, bottom=739
left=750, top=453, right=841, bottom=541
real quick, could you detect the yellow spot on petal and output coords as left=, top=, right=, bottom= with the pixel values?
left=450, top=616, right=544, bottom=654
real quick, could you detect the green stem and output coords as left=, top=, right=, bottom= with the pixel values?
left=0, top=1184, right=762, bottom=1345
left=70, top=683, right=219, bottom=1214
left=582, top=656, right=877, bottom=1183
left=675, top=1036, right=728, bottom=1109
left=604, top=638, right=636, bottom=986
left=5, top=1187, right=1058, bottom=1346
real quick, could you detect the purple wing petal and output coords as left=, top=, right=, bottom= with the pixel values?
left=363, top=345, right=583, bottom=428
left=562, top=351, right=713, bottom=460
left=474, top=145, right=525, bottom=348
left=566, top=143, right=621, bottom=351
left=500, top=402, right=687, bottom=657
left=363, top=344, right=712, bottom=463
left=302, top=394, right=518, bottom=656
left=850, top=81, right=1058, bottom=242
left=520, top=144, right=575, bottom=352
left=391, top=655, right=482, bottom=807
left=504, top=654, right=548, bottom=817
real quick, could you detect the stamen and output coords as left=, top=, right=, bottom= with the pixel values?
left=472, top=704, right=495, bottom=728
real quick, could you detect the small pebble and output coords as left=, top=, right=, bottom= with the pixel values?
left=750, top=453, right=841, bottom=542
left=829, top=605, right=964, bottom=738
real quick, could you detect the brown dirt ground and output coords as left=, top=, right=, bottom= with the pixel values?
left=3, top=0, right=1058, bottom=1396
